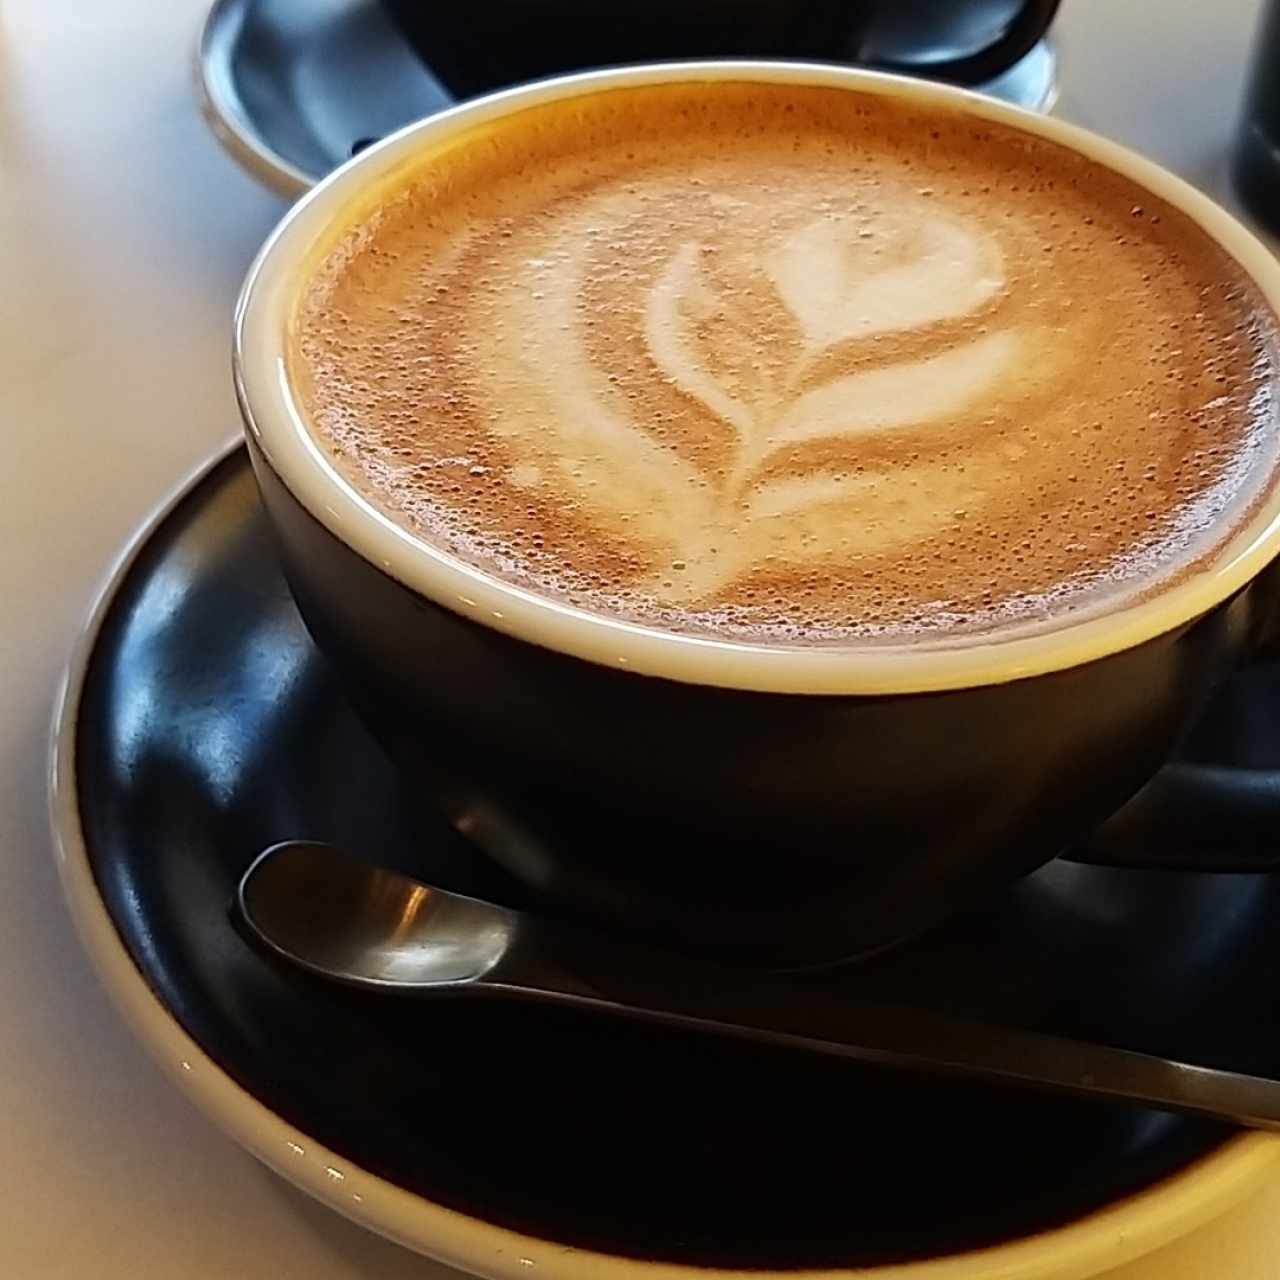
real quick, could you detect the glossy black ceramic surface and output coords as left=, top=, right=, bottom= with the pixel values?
left=75, top=447, right=1280, bottom=1268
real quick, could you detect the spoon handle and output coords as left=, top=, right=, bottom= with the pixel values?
left=236, top=842, right=1280, bottom=1131
left=481, top=921, right=1280, bottom=1130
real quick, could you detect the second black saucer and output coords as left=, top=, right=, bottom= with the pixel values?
left=196, top=0, right=1059, bottom=196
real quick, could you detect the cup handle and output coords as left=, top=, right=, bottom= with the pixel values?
left=1070, top=568, right=1280, bottom=872
left=859, top=0, right=1061, bottom=86
left=1070, top=763, right=1280, bottom=872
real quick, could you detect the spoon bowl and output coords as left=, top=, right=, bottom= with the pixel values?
left=239, top=842, right=516, bottom=987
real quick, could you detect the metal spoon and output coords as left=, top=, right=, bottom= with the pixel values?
left=237, top=840, right=1280, bottom=1130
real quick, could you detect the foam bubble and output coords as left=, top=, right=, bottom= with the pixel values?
left=292, top=82, right=1280, bottom=647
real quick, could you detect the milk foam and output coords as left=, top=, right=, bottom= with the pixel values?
left=292, top=83, right=1280, bottom=645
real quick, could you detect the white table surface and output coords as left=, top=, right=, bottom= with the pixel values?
left=5, top=2, right=1280, bottom=1276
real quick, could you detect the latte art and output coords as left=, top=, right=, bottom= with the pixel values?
left=488, top=192, right=1021, bottom=601
left=292, top=83, right=1280, bottom=645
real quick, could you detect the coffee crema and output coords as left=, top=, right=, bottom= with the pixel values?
left=290, top=82, right=1280, bottom=646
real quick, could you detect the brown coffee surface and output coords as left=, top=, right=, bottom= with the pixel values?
left=291, top=82, right=1280, bottom=645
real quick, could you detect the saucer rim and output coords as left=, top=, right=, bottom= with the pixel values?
left=195, top=0, right=313, bottom=198
left=47, top=438, right=1280, bottom=1280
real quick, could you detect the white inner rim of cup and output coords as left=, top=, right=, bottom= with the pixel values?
left=234, top=61, right=1280, bottom=696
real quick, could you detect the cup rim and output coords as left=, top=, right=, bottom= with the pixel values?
left=235, top=59, right=1280, bottom=696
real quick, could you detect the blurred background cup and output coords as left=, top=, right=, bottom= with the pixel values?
left=380, top=0, right=1063, bottom=98
left=1235, top=0, right=1280, bottom=234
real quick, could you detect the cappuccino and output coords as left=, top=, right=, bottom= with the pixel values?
left=290, top=82, right=1280, bottom=645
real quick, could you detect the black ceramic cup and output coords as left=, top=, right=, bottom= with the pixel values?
left=235, top=63, right=1280, bottom=968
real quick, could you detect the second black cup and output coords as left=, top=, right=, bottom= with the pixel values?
left=381, top=0, right=1062, bottom=99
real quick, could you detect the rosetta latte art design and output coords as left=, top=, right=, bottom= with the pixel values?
left=294, top=83, right=1279, bottom=644
left=481, top=192, right=1017, bottom=603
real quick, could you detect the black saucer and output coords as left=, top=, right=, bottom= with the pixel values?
left=69, top=446, right=1280, bottom=1270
